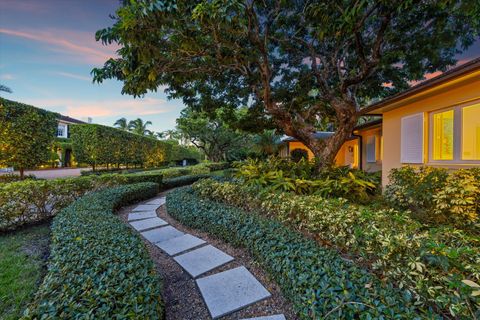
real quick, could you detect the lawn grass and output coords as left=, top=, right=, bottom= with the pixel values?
left=0, top=224, right=50, bottom=320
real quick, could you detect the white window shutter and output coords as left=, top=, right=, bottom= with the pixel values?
left=366, top=136, right=376, bottom=163
left=401, top=113, right=424, bottom=163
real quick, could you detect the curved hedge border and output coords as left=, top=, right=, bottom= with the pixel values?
left=23, top=182, right=163, bottom=319
left=161, top=174, right=211, bottom=190
left=166, top=186, right=430, bottom=319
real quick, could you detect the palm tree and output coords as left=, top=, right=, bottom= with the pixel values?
left=128, top=118, right=152, bottom=136
left=254, top=129, right=282, bottom=157
left=0, top=84, right=12, bottom=93
left=114, top=117, right=129, bottom=130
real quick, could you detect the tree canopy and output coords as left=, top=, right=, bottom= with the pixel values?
left=93, top=0, right=480, bottom=167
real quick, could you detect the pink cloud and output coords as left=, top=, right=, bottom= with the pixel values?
left=54, top=71, right=91, bottom=81
left=23, top=97, right=171, bottom=118
left=0, top=28, right=117, bottom=65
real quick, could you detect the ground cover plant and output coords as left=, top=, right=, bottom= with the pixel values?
left=193, top=178, right=479, bottom=319
left=0, top=172, right=163, bottom=231
left=0, top=224, right=50, bottom=320
left=167, top=186, right=425, bottom=319
left=23, top=183, right=163, bottom=319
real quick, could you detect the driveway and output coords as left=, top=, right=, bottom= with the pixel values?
left=14, top=168, right=89, bottom=179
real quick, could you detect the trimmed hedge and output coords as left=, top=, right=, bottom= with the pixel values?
left=0, top=173, right=162, bottom=232
left=166, top=186, right=424, bottom=319
left=23, top=183, right=163, bottom=319
left=70, top=124, right=200, bottom=170
left=161, top=174, right=211, bottom=190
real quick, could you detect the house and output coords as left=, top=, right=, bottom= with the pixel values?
left=280, top=57, right=480, bottom=186
left=55, top=115, right=85, bottom=167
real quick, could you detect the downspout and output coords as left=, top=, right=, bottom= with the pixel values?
left=352, top=134, right=362, bottom=170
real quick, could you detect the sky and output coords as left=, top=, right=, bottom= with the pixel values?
left=0, top=0, right=185, bottom=133
left=1, top=1, right=480, bottom=133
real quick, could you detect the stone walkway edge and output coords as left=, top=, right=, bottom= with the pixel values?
left=127, top=195, right=286, bottom=320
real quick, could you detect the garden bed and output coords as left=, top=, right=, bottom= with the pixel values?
left=22, top=182, right=163, bottom=319
left=167, top=186, right=424, bottom=319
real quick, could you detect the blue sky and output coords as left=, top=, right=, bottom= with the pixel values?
left=0, top=0, right=185, bottom=133
left=1, top=0, right=480, bottom=133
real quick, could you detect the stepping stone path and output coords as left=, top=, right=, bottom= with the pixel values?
left=127, top=195, right=286, bottom=320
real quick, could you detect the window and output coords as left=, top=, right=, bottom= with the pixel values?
left=432, top=109, right=454, bottom=160
left=401, top=113, right=424, bottom=163
left=428, top=102, right=480, bottom=163
left=57, top=124, right=66, bottom=137
left=366, top=136, right=376, bottom=163
left=462, top=103, right=480, bottom=160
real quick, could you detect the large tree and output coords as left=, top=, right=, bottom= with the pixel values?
left=128, top=118, right=153, bottom=136
left=93, top=0, right=480, bottom=167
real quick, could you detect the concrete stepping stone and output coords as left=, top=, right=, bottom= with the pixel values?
left=145, top=197, right=166, bottom=206
left=128, top=211, right=157, bottom=221
left=132, top=204, right=159, bottom=212
left=241, top=315, right=286, bottom=320
left=155, top=234, right=206, bottom=256
left=174, top=245, right=234, bottom=278
left=129, top=217, right=168, bottom=231
left=196, top=266, right=271, bottom=319
left=141, top=226, right=184, bottom=243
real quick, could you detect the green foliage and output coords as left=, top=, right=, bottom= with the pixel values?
left=176, top=108, right=252, bottom=162
left=290, top=148, right=308, bottom=162
left=193, top=179, right=480, bottom=319
left=0, top=98, right=58, bottom=176
left=0, top=173, right=162, bottom=231
left=253, top=130, right=282, bottom=157
left=70, top=123, right=198, bottom=170
left=93, top=0, right=480, bottom=166
left=235, top=158, right=377, bottom=202
left=167, top=186, right=423, bottom=319
left=161, top=174, right=210, bottom=190
left=204, top=162, right=231, bottom=172
left=0, top=174, right=37, bottom=183
left=23, top=183, right=163, bottom=319
left=385, top=166, right=480, bottom=225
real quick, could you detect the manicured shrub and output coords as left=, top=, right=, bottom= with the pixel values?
left=290, top=148, right=308, bottom=162
left=0, top=173, right=37, bottom=183
left=385, top=166, right=480, bottom=225
left=23, top=183, right=163, bottom=319
left=205, top=162, right=231, bottom=171
left=193, top=178, right=480, bottom=319
left=141, top=163, right=211, bottom=179
left=0, top=98, right=58, bottom=177
left=167, top=186, right=423, bottom=319
left=0, top=173, right=162, bottom=231
left=161, top=174, right=210, bottom=190
left=70, top=124, right=200, bottom=170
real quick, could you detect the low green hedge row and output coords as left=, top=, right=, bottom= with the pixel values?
left=0, top=173, right=162, bottom=231
left=166, top=186, right=424, bottom=319
left=161, top=174, right=211, bottom=190
left=193, top=179, right=479, bottom=319
left=23, top=182, right=163, bottom=319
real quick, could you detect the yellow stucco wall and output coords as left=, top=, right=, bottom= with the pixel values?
left=382, top=72, right=480, bottom=186
left=286, top=139, right=361, bottom=169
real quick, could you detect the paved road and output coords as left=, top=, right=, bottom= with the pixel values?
left=2, top=168, right=89, bottom=179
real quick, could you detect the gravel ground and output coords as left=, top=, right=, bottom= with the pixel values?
left=118, top=191, right=298, bottom=320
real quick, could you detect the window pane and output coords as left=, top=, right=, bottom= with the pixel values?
left=462, top=104, right=480, bottom=160
left=432, top=110, right=454, bottom=160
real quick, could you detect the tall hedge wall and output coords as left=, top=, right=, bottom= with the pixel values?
left=70, top=124, right=200, bottom=170
left=0, top=98, right=58, bottom=176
